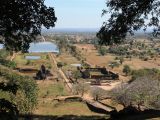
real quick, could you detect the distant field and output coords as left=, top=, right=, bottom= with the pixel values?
left=75, top=44, right=160, bottom=76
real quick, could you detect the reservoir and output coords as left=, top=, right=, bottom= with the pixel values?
left=28, top=42, right=59, bottom=53
left=0, top=42, right=59, bottom=53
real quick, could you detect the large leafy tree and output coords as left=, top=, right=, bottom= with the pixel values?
left=0, top=0, right=57, bottom=52
left=0, top=65, right=38, bottom=119
left=97, top=0, right=160, bottom=45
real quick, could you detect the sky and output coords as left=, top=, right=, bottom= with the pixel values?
left=44, top=0, right=106, bottom=29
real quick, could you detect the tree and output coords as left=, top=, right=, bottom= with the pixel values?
left=123, top=65, right=131, bottom=76
left=97, top=0, right=160, bottom=45
left=119, top=57, right=124, bottom=64
left=73, top=83, right=89, bottom=97
left=0, top=0, right=57, bottom=52
left=111, top=74, right=160, bottom=111
left=57, top=62, right=64, bottom=68
left=91, top=87, right=108, bottom=101
left=72, top=70, right=82, bottom=82
left=98, top=47, right=107, bottom=56
left=0, top=65, right=38, bottom=118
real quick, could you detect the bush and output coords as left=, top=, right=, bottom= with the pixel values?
left=0, top=65, right=38, bottom=114
left=57, top=62, right=64, bottom=68
left=0, top=49, right=9, bottom=59
left=119, top=57, right=124, bottom=64
left=91, top=87, right=108, bottom=101
left=131, top=68, right=160, bottom=81
left=26, top=60, right=31, bottom=65
left=0, top=59, right=17, bottom=69
left=73, top=83, right=89, bottom=97
left=72, top=70, right=82, bottom=82
left=123, top=65, right=131, bottom=76
left=111, top=75, right=160, bottom=110
left=98, top=47, right=107, bottom=56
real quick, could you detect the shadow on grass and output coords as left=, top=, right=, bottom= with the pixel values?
left=19, top=114, right=109, bottom=120
left=109, top=106, right=160, bottom=120
left=18, top=106, right=160, bottom=120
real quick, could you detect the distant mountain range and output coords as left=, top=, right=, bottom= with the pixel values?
left=42, top=27, right=153, bottom=34
left=42, top=28, right=99, bottom=33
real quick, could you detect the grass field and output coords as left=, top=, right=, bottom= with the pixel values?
left=34, top=80, right=106, bottom=116
left=57, top=53, right=81, bottom=72
left=14, top=53, right=52, bottom=70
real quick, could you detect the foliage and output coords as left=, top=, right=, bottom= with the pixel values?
left=57, top=62, right=64, bottom=68
left=0, top=49, right=9, bottom=59
left=98, top=47, right=107, bottom=56
left=123, top=65, right=131, bottom=76
left=0, top=0, right=57, bottom=52
left=73, top=83, right=89, bottom=97
left=108, top=46, right=129, bottom=56
left=97, top=0, right=160, bottom=45
left=56, top=38, right=69, bottom=53
left=0, top=65, right=38, bottom=114
left=119, top=57, right=124, bottom=64
left=91, top=87, right=108, bottom=101
left=131, top=68, right=160, bottom=81
left=0, top=59, right=17, bottom=69
left=72, top=70, right=82, bottom=81
left=26, top=60, right=31, bottom=65
left=111, top=74, right=160, bottom=110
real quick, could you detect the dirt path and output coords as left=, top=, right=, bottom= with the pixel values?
left=49, top=53, right=73, bottom=90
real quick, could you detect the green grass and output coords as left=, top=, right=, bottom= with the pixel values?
left=35, top=101, right=106, bottom=116
left=14, top=53, right=52, bottom=69
left=38, top=81, right=70, bottom=98
left=35, top=80, right=107, bottom=117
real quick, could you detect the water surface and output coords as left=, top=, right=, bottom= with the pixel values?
left=28, top=42, right=59, bottom=53
left=25, top=56, right=41, bottom=60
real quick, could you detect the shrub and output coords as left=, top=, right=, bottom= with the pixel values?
left=98, top=47, right=107, bottom=56
left=119, top=57, right=124, bottom=64
left=123, top=65, right=131, bottom=76
left=26, top=60, right=31, bottom=65
left=111, top=75, right=160, bottom=110
left=73, top=83, right=89, bottom=97
left=0, top=65, right=38, bottom=114
left=91, top=87, right=108, bottom=101
left=131, top=68, right=160, bottom=81
left=0, top=49, right=9, bottom=59
left=57, top=62, right=64, bottom=68
left=0, top=59, right=17, bottom=69
left=72, top=70, right=82, bottom=82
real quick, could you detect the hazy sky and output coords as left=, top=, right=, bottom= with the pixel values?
left=44, top=0, right=106, bottom=28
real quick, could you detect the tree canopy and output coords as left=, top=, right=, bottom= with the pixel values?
left=0, top=0, right=57, bottom=52
left=97, top=0, right=160, bottom=45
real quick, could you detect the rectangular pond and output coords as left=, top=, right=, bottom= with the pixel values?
left=25, top=56, right=41, bottom=60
